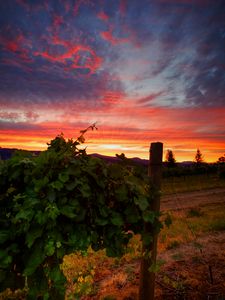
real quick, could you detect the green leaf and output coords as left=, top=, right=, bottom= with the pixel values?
left=99, top=206, right=109, bottom=217
left=34, top=177, right=49, bottom=192
left=109, top=164, right=124, bottom=179
left=96, top=218, right=108, bottom=226
left=111, top=213, right=124, bottom=226
left=24, top=243, right=45, bottom=276
left=80, top=183, right=91, bottom=198
left=7, top=186, right=16, bottom=195
left=0, top=230, right=10, bottom=244
left=45, top=240, right=55, bottom=256
left=125, top=207, right=139, bottom=223
left=36, top=211, right=48, bottom=225
left=135, top=196, right=149, bottom=211
left=46, top=205, right=60, bottom=220
left=65, top=181, right=77, bottom=191
left=51, top=181, right=64, bottom=191
left=43, top=292, right=50, bottom=300
left=58, top=173, right=69, bottom=183
left=0, top=269, right=6, bottom=283
left=115, top=185, right=127, bottom=201
left=106, top=247, right=118, bottom=257
left=56, top=247, right=65, bottom=259
left=48, top=265, right=65, bottom=285
left=143, top=210, right=155, bottom=223
left=48, top=266, right=66, bottom=297
left=15, top=209, right=34, bottom=221
left=26, top=227, right=43, bottom=248
left=67, top=233, right=77, bottom=247
left=13, top=193, right=26, bottom=202
left=0, top=250, right=12, bottom=268
left=47, top=189, right=56, bottom=202
left=27, top=267, right=48, bottom=299
left=60, top=205, right=76, bottom=218
left=75, top=207, right=86, bottom=221
left=56, top=241, right=62, bottom=248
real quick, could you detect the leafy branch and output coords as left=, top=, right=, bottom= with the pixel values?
left=0, top=125, right=161, bottom=299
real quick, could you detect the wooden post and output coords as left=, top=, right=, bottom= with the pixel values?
left=139, top=142, right=163, bottom=300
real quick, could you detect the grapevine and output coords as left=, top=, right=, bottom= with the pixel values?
left=0, top=125, right=160, bottom=299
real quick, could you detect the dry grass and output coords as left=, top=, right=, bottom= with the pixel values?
left=158, top=202, right=225, bottom=252
left=162, top=174, right=224, bottom=195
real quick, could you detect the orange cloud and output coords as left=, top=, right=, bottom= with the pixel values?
left=1, top=105, right=224, bottom=162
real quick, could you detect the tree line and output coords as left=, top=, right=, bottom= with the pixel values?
left=165, top=148, right=225, bottom=167
left=164, top=149, right=225, bottom=178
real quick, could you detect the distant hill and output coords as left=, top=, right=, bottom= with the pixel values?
left=0, top=147, right=194, bottom=167
left=91, top=153, right=149, bottom=166
left=0, top=148, right=40, bottom=160
left=0, top=147, right=149, bottom=166
left=0, top=148, right=17, bottom=160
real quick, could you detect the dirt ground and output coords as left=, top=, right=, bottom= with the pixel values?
left=87, top=187, right=225, bottom=300
left=161, top=187, right=225, bottom=211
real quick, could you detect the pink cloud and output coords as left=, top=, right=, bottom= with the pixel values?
left=100, top=26, right=129, bottom=45
left=137, top=92, right=165, bottom=105
left=64, top=2, right=71, bottom=13
left=53, top=15, right=64, bottom=27
left=0, top=112, right=20, bottom=121
left=34, top=36, right=102, bottom=75
left=102, top=91, right=125, bottom=106
left=2, top=32, right=24, bottom=53
left=25, top=111, right=39, bottom=121
left=98, top=11, right=109, bottom=22
left=0, top=30, right=33, bottom=66
left=119, top=0, right=127, bottom=16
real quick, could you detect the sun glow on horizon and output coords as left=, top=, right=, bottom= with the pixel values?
left=0, top=134, right=223, bottom=163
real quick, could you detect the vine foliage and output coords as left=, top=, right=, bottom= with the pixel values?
left=0, top=125, right=160, bottom=299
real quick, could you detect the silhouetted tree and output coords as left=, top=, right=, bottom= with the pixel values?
left=217, top=154, right=225, bottom=178
left=194, top=148, right=204, bottom=166
left=165, top=149, right=176, bottom=168
left=217, top=154, right=225, bottom=164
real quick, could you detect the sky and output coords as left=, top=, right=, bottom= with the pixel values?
left=0, top=0, right=225, bottom=162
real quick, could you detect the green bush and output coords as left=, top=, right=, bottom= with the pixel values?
left=0, top=130, right=160, bottom=299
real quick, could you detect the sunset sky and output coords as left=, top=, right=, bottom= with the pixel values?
left=0, top=0, right=225, bottom=162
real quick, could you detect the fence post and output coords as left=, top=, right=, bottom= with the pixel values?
left=139, top=142, right=163, bottom=300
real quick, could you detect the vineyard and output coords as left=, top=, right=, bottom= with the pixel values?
left=0, top=130, right=163, bottom=299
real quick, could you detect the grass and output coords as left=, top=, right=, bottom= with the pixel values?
left=186, top=208, right=203, bottom=218
left=171, top=252, right=184, bottom=261
left=158, top=202, right=225, bottom=251
left=162, top=173, right=224, bottom=195
left=102, top=296, right=117, bottom=300
left=166, top=240, right=181, bottom=250
left=208, top=218, right=225, bottom=231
